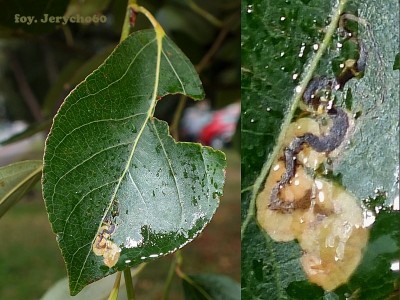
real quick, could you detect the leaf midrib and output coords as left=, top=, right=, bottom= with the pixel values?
left=72, top=31, right=165, bottom=293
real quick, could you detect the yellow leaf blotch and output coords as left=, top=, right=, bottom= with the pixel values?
left=256, top=117, right=369, bottom=291
left=92, top=224, right=121, bottom=268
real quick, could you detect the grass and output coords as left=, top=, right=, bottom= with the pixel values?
left=0, top=149, right=240, bottom=299
left=0, top=189, right=66, bottom=299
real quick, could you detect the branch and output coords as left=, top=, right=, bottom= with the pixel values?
left=8, top=53, right=43, bottom=121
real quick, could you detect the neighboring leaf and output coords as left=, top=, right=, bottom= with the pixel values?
left=0, top=120, right=51, bottom=146
left=41, top=273, right=132, bottom=300
left=182, top=274, right=240, bottom=300
left=42, top=29, right=226, bottom=295
left=0, top=0, right=69, bottom=33
left=241, top=0, right=399, bottom=299
left=0, top=160, right=42, bottom=217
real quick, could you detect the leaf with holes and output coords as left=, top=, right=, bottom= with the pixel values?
left=42, top=29, right=226, bottom=295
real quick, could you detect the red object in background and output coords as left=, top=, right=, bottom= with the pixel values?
left=199, top=102, right=240, bottom=149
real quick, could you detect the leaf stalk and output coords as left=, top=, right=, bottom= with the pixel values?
left=107, top=271, right=122, bottom=300
left=124, top=268, right=135, bottom=300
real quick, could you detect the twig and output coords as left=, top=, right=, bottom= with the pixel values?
left=187, top=0, right=223, bottom=28
left=107, top=271, right=122, bottom=300
left=170, top=12, right=238, bottom=139
left=124, top=268, right=135, bottom=300
left=162, top=254, right=178, bottom=300
left=42, top=45, right=58, bottom=85
left=8, top=53, right=43, bottom=121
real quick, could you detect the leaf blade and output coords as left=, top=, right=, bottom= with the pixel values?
left=42, top=29, right=224, bottom=295
left=0, top=160, right=42, bottom=217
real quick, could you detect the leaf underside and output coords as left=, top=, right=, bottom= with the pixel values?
left=42, top=29, right=226, bottom=295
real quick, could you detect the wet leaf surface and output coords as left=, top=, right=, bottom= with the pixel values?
left=241, top=0, right=399, bottom=298
left=42, top=29, right=226, bottom=295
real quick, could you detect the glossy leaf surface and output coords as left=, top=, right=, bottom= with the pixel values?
left=42, top=30, right=226, bottom=295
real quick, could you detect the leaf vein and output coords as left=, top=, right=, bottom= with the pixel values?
left=151, top=121, right=185, bottom=235
left=51, top=113, right=147, bottom=156
left=161, top=49, right=186, bottom=94
left=50, top=141, right=133, bottom=203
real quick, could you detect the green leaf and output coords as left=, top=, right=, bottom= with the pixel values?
left=393, top=52, right=400, bottom=70
left=42, top=29, right=226, bottom=295
left=182, top=274, right=240, bottom=300
left=241, top=0, right=399, bottom=299
left=0, top=160, right=42, bottom=217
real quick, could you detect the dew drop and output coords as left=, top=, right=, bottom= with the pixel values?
left=298, top=45, right=306, bottom=57
left=246, top=5, right=253, bottom=13
left=390, top=260, right=400, bottom=271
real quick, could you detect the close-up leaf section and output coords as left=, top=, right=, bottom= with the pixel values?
left=42, top=29, right=226, bottom=295
left=242, top=0, right=399, bottom=299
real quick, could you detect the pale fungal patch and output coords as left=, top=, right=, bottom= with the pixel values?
left=92, top=222, right=121, bottom=268
left=125, top=236, right=143, bottom=248
left=256, top=116, right=369, bottom=291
